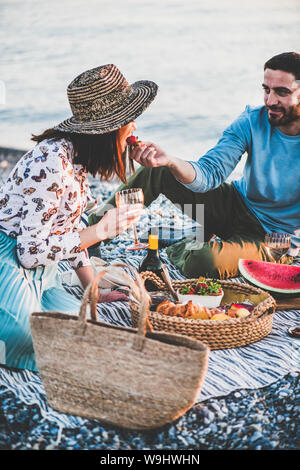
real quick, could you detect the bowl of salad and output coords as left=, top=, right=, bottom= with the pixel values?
left=177, top=277, right=224, bottom=308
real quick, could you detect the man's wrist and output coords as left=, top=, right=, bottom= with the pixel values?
left=165, top=155, right=179, bottom=170
left=167, top=158, right=196, bottom=184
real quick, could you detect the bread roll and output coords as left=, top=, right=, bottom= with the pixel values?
left=156, top=300, right=212, bottom=319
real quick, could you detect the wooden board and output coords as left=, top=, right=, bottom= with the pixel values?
left=275, top=296, right=300, bottom=311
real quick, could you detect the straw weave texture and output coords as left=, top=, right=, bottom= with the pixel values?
left=131, top=272, right=276, bottom=350
left=30, top=264, right=209, bottom=429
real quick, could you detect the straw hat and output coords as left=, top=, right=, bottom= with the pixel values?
left=54, top=64, right=158, bottom=134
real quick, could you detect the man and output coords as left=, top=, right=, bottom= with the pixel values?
left=89, top=52, right=300, bottom=279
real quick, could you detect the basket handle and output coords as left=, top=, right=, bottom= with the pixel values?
left=78, top=262, right=153, bottom=351
left=140, top=270, right=166, bottom=290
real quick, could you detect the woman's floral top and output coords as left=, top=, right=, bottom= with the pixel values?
left=0, top=138, right=92, bottom=270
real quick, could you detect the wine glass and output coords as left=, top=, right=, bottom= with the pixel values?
left=115, top=188, right=148, bottom=251
left=264, top=232, right=291, bottom=262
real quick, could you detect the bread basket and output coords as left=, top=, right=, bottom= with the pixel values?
left=131, top=272, right=277, bottom=350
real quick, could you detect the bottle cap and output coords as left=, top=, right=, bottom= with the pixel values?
left=148, top=234, right=158, bottom=250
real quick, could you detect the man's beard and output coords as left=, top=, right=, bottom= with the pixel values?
left=267, top=104, right=300, bottom=126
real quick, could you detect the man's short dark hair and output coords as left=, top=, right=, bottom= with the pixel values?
left=264, top=52, right=300, bottom=80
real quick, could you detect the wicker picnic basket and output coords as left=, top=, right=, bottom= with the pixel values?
left=131, top=272, right=277, bottom=350
left=30, top=263, right=209, bottom=430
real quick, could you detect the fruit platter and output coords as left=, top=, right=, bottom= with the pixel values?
left=130, top=272, right=277, bottom=350
left=156, top=300, right=253, bottom=321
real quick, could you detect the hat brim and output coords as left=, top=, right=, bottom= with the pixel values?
left=53, top=80, right=158, bottom=134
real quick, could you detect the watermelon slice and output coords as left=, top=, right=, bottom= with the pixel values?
left=238, top=259, right=300, bottom=295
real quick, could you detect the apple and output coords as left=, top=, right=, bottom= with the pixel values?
left=235, top=308, right=251, bottom=318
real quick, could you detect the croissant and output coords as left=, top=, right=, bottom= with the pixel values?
left=156, top=300, right=181, bottom=316
left=156, top=300, right=212, bottom=320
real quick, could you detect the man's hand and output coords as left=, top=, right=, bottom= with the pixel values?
left=130, top=142, right=171, bottom=168
left=130, top=141, right=196, bottom=184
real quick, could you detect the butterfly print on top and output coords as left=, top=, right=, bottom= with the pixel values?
left=32, top=198, right=45, bottom=212
left=12, top=169, right=23, bottom=186
left=23, top=149, right=34, bottom=160
left=71, top=206, right=82, bottom=224
left=68, top=191, right=78, bottom=201
left=65, top=201, right=72, bottom=211
left=24, top=167, right=31, bottom=179
left=0, top=195, right=9, bottom=208
left=0, top=138, right=92, bottom=269
left=31, top=169, right=46, bottom=182
left=34, top=146, right=48, bottom=163
left=23, top=187, right=36, bottom=195
left=59, top=153, right=69, bottom=170
left=47, top=182, right=63, bottom=199
left=41, top=207, right=58, bottom=224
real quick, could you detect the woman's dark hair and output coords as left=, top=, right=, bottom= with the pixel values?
left=31, top=127, right=134, bottom=183
left=264, top=52, right=300, bottom=80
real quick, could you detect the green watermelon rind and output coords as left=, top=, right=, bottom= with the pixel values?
left=238, top=259, right=300, bottom=295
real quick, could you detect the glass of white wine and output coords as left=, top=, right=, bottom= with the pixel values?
left=115, top=188, right=148, bottom=251
left=264, top=232, right=291, bottom=262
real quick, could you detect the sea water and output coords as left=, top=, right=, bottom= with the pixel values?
left=0, top=0, right=299, bottom=180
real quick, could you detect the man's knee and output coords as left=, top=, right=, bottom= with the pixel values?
left=166, top=239, right=219, bottom=279
left=166, top=236, right=269, bottom=280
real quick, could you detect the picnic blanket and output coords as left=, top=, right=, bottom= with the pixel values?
left=0, top=193, right=299, bottom=429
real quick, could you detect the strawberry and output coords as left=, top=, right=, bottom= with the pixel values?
left=126, top=135, right=140, bottom=146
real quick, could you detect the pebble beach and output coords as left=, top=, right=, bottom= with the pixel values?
left=0, top=372, right=299, bottom=450
left=0, top=147, right=299, bottom=451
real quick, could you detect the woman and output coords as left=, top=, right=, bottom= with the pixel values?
left=0, top=64, right=158, bottom=371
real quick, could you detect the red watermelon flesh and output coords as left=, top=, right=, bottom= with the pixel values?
left=238, top=259, right=300, bottom=294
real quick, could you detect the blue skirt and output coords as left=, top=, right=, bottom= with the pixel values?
left=0, top=231, right=81, bottom=371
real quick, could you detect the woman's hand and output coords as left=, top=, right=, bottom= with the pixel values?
left=95, top=203, right=143, bottom=241
left=130, top=142, right=172, bottom=168
left=75, top=266, right=127, bottom=303
left=98, top=289, right=128, bottom=303
left=79, top=203, right=143, bottom=250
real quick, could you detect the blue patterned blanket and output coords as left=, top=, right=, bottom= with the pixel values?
left=0, top=191, right=299, bottom=430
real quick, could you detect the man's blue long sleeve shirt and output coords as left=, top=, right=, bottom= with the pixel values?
left=182, top=105, right=300, bottom=255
